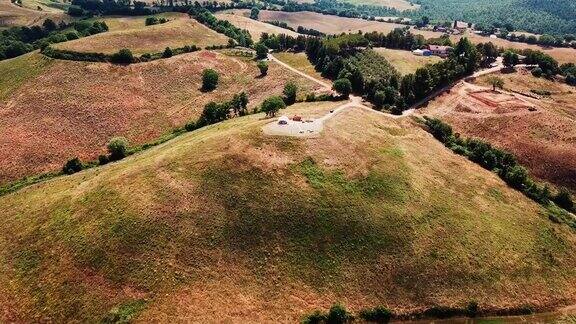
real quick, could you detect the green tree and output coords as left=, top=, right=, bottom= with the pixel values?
left=503, top=50, right=519, bottom=68
left=487, top=76, right=504, bottom=91
left=62, top=157, right=83, bottom=175
left=202, top=68, right=219, bottom=91
left=332, top=78, right=352, bottom=98
left=162, top=47, right=173, bottom=58
left=554, top=188, right=574, bottom=211
left=283, top=82, right=297, bottom=105
left=257, top=60, right=268, bottom=76
left=260, top=96, right=285, bottom=117
left=107, top=137, right=129, bottom=161
left=110, top=48, right=134, bottom=64
left=254, top=42, right=268, bottom=59
left=250, top=7, right=259, bottom=20
left=43, top=18, right=57, bottom=31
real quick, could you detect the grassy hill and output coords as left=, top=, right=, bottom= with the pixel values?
left=0, top=51, right=322, bottom=185
left=54, top=14, right=229, bottom=54
left=1, top=101, right=574, bottom=322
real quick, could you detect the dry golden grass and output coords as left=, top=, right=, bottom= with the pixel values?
left=1, top=101, right=574, bottom=322
left=215, top=11, right=300, bottom=39
left=273, top=51, right=329, bottom=81
left=373, top=47, right=442, bottom=75
left=421, top=68, right=576, bottom=192
left=92, top=12, right=186, bottom=32
left=0, top=51, right=323, bottom=184
left=344, top=0, right=419, bottom=10
left=55, top=15, right=229, bottom=54
left=0, top=0, right=68, bottom=26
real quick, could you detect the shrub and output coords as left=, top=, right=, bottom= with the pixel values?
left=302, top=310, right=327, bottom=324
left=110, top=48, right=134, bottom=64
left=283, top=81, right=298, bottom=105
left=145, top=16, right=159, bottom=26
left=98, top=154, right=109, bottom=165
left=326, top=304, right=350, bottom=324
left=532, top=67, right=543, bottom=77
left=202, top=68, right=219, bottom=91
left=254, top=42, right=268, bottom=59
left=554, top=188, right=574, bottom=211
left=184, top=121, right=197, bottom=131
left=359, top=306, right=392, bottom=323
left=260, top=96, right=285, bottom=117
left=107, top=137, right=129, bottom=161
left=257, top=60, right=268, bottom=76
left=62, top=157, right=83, bottom=175
left=332, top=78, right=352, bottom=98
left=65, top=32, right=79, bottom=40
left=67, top=5, right=84, bottom=16
left=466, top=301, right=479, bottom=317
left=162, top=47, right=173, bottom=58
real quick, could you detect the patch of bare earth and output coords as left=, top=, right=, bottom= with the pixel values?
left=0, top=51, right=323, bottom=184
left=420, top=69, right=576, bottom=192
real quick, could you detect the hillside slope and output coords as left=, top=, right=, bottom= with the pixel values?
left=0, top=51, right=322, bottom=184
left=1, top=102, right=575, bottom=322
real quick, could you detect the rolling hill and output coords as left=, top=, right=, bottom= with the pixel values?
left=1, top=101, right=574, bottom=322
left=0, top=51, right=323, bottom=185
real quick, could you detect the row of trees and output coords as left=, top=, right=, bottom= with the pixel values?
left=424, top=117, right=574, bottom=212
left=41, top=44, right=201, bottom=64
left=0, top=19, right=108, bottom=60
left=188, top=6, right=252, bottom=47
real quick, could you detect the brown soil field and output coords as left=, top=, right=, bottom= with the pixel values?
left=54, top=15, right=229, bottom=54
left=230, top=10, right=576, bottom=64
left=0, top=0, right=68, bottom=26
left=420, top=68, right=576, bottom=193
left=0, top=51, right=323, bottom=185
left=215, top=11, right=300, bottom=39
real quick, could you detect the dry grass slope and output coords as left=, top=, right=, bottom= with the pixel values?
left=0, top=0, right=68, bottom=26
left=0, top=51, right=323, bottom=184
left=374, top=47, right=442, bottom=75
left=55, top=14, right=229, bottom=54
left=0, top=102, right=575, bottom=322
left=215, top=11, right=300, bottom=39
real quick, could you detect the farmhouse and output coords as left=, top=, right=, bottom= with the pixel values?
left=427, top=45, right=452, bottom=57
left=453, top=20, right=470, bottom=31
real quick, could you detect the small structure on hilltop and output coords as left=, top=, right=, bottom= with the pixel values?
left=427, top=45, right=453, bottom=57
left=453, top=20, right=471, bottom=31
left=278, top=116, right=289, bottom=125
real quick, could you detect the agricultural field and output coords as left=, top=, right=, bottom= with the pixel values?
left=0, top=51, right=323, bottom=184
left=19, top=0, right=69, bottom=12
left=373, top=47, right=441, bottom=75
left=344, top=0, right=419, bottom=10
left=420, top=68, right=576, bottom=193
left=214, top=11, right=300, bottom=39
left=1, top=101, right=575, bottom=322
left=231, top=10, right=576, bottom=64
left=0, top=0, right=68, bottom=27
left=54, top=14, right=229, bottom=54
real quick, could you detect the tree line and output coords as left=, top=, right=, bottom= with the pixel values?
left=41, top=44, right=201, bottom=63
left=423, top=117, right=574, bottom=215
left=188, top=6, right=253, bottom=47
left=0, top=19, right=108, bottom=60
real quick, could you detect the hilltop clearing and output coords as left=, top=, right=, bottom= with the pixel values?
left=420, top=68, right=576, bottom=193
left=54, top=14, right=229, bottom=54
left=0, top=51, right=322, bottom=184
left=373, top=47, right=442, bottom=75
left=0, top=100, right=574, bottom=322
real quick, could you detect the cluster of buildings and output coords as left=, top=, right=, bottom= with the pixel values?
left=412, top=45, right=453, bottom=58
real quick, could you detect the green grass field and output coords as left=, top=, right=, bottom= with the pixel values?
left=0, top=52, right=53, bottom=101
left=0, top=101, right=574, bottom=322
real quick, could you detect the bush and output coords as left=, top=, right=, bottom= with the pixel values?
left=302, top=310, right=327, bottom=324
left=202, top=68, right=219, bottom=91
left=145, top=16, right=159, bottom=26
left=257, top=60, right=268, bottom=76
left=283, top=81, right=298, bottom=105
left=332, top=78, right=352, bottom=98
left=184, top=121, right=197, bottom=131
left=326, top=304, right=350, bottom=324
left=554, top=188, right=574, bottom=211
left=532, top=67, right=543, bottom=77
left=359, top=306, right=392, bottom=323
left=107, top=137, right=129, bottom=161
left=162, top=47, right=173, bottom=58
left=260, top=96, right=285, bottom=117
left=466, top=301, right=479, bottom=317
left=65, top=32, right=79, bottom=40
left=98, top=154, right=109, bottom=165
left=67, top=5, right=84, bottom=16
left=62, top=157, right=83, bottom=175
left=254, top=42, right=268, bottom=59
left=110, top=48, right=134, bottom=64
